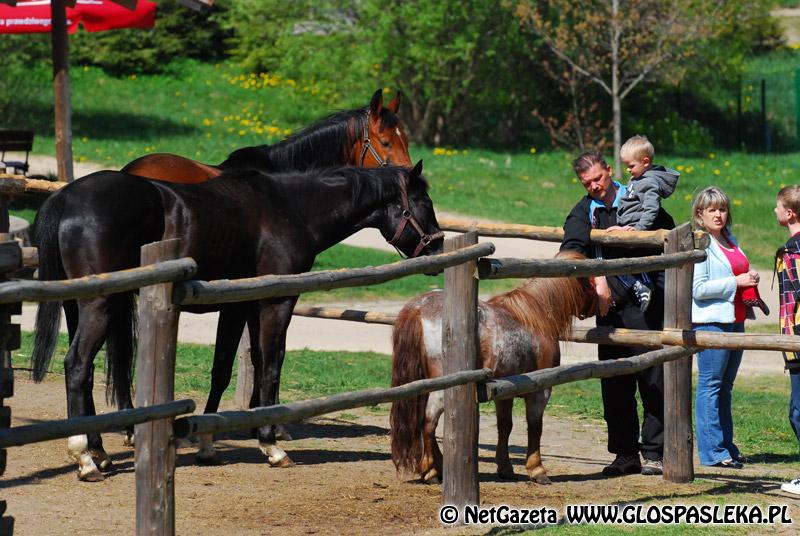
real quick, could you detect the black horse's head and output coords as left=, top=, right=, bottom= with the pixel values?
left=382, top=160, right=444, bottom=258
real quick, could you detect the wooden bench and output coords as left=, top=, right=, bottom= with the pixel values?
left=0, top=130, right=34, bottom=175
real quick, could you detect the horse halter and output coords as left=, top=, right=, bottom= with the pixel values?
left=388, top=179, right=444, bottom=259
left=359, top=115, right=389, bottom=167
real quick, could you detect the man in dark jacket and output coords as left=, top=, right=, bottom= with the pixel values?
left=560, top=150, right=674, bottom=477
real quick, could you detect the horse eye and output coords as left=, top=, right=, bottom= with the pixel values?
left=380, top=140, right=390, bottom=148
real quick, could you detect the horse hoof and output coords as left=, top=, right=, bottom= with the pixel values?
left=498, top=468, right=516, bottom=481
left=422, top=468, right=440, bottom=484
left=530, top=473, right=552, bottom=485
left=271, top=455, right=294, bottom=468
left=78, top=468, right=105, bottom=482
left=122, top=435, right=135, bottom=448
left=196, top=454, right=221, bottom=466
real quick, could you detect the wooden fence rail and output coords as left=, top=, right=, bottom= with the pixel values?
left=480, top=346, right=694, bottom=402
left=292, top=305, right=800, bottom=353
left=0, top=399, right=195, bottom=449
left=0, top=258, right=197, bottom=304
left=173, top=369, right=493, bottom=439
left=174, top=242, right=495, bottom=305
left=477, top=250, right=706, bottom=279
left=438, top=215, right=710, bottom=249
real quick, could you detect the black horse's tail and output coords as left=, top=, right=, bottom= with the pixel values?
left=390, top=305, right=429, bottom=478
left=32, top=193, right=67, bottom=382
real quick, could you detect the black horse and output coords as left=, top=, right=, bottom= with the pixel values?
left=32, top=162, right=443, bottom=481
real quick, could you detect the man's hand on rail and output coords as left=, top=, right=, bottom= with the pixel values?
left=593, top=275, right=613, bottom=317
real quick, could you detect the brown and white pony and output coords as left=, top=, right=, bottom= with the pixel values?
left=389, top=251, right=596, bottom=484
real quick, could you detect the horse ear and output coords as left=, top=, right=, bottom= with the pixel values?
left=369, top=89, right=384, bottom=117
left=387, top=91, right=401, bottom=114
left=411, top=159, right=423, bottom=180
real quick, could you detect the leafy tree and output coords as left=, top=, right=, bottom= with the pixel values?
left=362, top=0, right=542, bottom=145
left=516, top=0, right=775, bottom=170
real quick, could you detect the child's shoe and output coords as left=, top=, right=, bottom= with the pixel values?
left=632, top=281, right=652, bottom=312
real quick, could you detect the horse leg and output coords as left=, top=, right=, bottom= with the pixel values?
left=254, top=298, right=297, bottom=468
left=420, top=390, right=444, bottom=483
left=64, top=298, right=111, bottom=482
left=524, top=388, right=552, bottom=484
left=196, top=306, right=248, bottom=464
left=495, top=398, right=515, bottom=480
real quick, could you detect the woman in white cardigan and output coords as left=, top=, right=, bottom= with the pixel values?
left=692, top=186, right=760, bottom=468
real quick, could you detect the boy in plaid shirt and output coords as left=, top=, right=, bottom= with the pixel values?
left=775, top=185, right=800, bottom=495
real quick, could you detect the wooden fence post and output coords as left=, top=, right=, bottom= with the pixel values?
left=442, top=231, right=480, bottom=519
left=135, top=239, right=182, bottom=536
left=663, top=222, right=695, bottom=483
left=0, top=235, right=20, bottom=535
left=234, top=331, right=253, bottom=409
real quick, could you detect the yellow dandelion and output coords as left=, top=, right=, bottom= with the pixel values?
left=571, top=178, right=578, bottom=184
left=684, top=194, right=692, bottom=201
left=733, top=199, right=742, bottom=206
left=203, top=118, right=213, bottom=127
left=724, top=161, right=730, bottom=167
left=238, top=130, right=246, bottom=136
left=768, top=180, right=774, bottom=185
left=677, top=165, right=684, bottom=171
left=713, top=169, right=721, bottom=175
left=708, top=152, right=715, bottom=159
left=530, top=147, right=537, bottom=155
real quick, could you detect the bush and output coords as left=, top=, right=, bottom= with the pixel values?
left=626, top=110, right=714, bottom=156
left=69, top=0, right=231, bottom=76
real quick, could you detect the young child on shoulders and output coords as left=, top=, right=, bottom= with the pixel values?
left=606, top=135, right=679, bottom=311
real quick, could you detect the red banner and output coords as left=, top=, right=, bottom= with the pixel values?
left=0, top=0, right=155, bottom=34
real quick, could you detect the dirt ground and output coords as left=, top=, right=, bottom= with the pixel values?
left=3, top=374, right=800, bottom=536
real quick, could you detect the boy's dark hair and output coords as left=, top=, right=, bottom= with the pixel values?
left=572, top=150, right=609, bottom=176
left=778, top=185, right=800, bottom=214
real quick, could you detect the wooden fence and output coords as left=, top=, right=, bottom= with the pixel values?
left=1, top=212, right=797, bottom=534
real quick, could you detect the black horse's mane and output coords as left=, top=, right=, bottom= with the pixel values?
left=208, top=164, right=427, bottom=208
left=219, top=105, right=400, bottom=172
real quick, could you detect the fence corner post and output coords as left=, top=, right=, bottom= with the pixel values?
left=663, top=222, right=694, bottom=483
left=0, top=234, right=20, bottom=535
left=135, top=238, right=182, bottom=536
left=442, top=230, right=480, bottom=521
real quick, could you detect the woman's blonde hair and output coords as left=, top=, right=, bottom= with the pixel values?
left=691, top=186, right=732, bottom=231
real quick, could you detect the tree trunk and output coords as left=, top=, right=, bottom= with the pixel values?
left=611, top=0, right=622, bottom=178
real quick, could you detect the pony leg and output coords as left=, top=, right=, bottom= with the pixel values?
left=524, top=388, right=552, bottom=484
left=255, top=298, right=297, bottom=468
left=420, top=390, right=444, bottom=483
left=196, top=306, right=248, bottom=464
left=495, top=398, right=515, bottom=480
left=64, top=298, right=111, bottom=482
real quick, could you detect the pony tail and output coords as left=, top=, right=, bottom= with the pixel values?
left=31, top=193, right=68, bottom=382
left=390, top=306, right=428, bottom=478
left=104, top=292, right=137, bottom=407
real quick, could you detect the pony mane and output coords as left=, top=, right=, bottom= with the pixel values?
left=220, top=106, right=401, bottom=171
left=487, top=251, right=587, bottom=347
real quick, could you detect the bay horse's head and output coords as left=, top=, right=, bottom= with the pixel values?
left=383, top=160, right=444, bottom=258
left=353, top=89, right=412, bottom=168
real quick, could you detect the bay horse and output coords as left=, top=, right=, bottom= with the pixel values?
left=121, top=89, right=410, bottom=183
left=389, top=251, right=596, bottom=484
left=32, top=162, right=443, bottom=481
